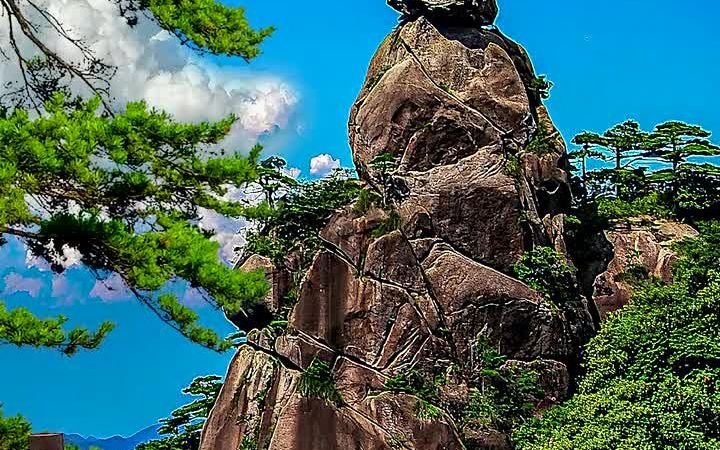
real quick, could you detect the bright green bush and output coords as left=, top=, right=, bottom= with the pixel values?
left=0, top=407, right=30, bottom=450
left=297, top=358, right=343, bottom=406
left=596, top=192, right=673, bottom=222
left=514, top=223, right=720, bottom=450
left=514, top=247, right=578, bottom=305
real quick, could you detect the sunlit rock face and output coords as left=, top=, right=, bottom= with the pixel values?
left=592, top=219, right=698, bottom=321
left=200, top=2, right=596, bottom=449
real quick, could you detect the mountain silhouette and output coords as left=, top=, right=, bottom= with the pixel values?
left=64, top=424, right=160, bottom=450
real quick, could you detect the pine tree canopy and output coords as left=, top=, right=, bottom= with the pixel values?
left=643, top=120, right=720, bottom=164
left=572, top=120, right=653, bottom=168
left=0, top=0, right=278, bottom=355
left=0, top=93, right=273, bottom=352
left=136, top=375, right=224, bottom=450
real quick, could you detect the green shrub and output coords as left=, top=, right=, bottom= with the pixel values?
left=514, top=247, right=578, bottom=305
left=297, top=358, right=343, bottom=406
left=415, top=400, right=443, bottom=421
left=371, top=209, right=401, bottom=238
left=353, top=188, right=381, bottom=216
left=0, top=407, right=30, bottom=450
left=462, top=338, right=543, bottom=432
left=529, top=75, right=554, bottom=100
left=596, top=191, right=673, bottom=222
left=526, top=124, right=555, bottom=156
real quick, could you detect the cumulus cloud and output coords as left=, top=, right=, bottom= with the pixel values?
left=3, top=272, right=44, bottom=298
left=0, top=0, right=298, bottom=151
left=310, top=154, right=341, bottom=177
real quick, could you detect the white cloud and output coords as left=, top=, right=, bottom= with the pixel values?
left=0, top=0, right=298, bottom=151
left=310, top=154, right=341, bottom=177
left=3, top=272, right=44, bottom=298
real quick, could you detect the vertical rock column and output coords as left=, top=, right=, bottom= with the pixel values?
left=200, top=1, right=595, bottom=449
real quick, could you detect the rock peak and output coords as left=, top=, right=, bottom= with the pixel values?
left=388, top=0, right=499, bottom=26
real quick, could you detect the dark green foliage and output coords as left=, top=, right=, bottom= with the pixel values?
left=529, top=75, right=554, bottom=100
left=245, top=169, right=360, bottom=265
left=297, top=358, right=343, bottom=406
left=384, top=370, right=445, bottom=403
left=368, top=152, right=400, bottom=207
left=503, top=154, right=522, bottom=178
left=370, top=209, right=402, bottom=238
left=384, top=369, right=446, bottom=422
left=136, top=375, right=223, bottom=450
left=0, top=407, right=30, bottom=450
left=145, top=0, right=274, bottom=59
left=570, top=119, right=720, bottom=220
left=514, top=247, right=578, bottom=305
left=239, top=437, right=258, bottom=450
left=0, top=303, right=113, bottom=356
left=594, top=192, right=673, bottom=222
left=462, top=338, right=543, bottom=433
left=644, top=121, right=720, bottom=170
left=514, top=224, right=720, bottom=449
left=353, top=188, right=381, bottom=216
left=526, top=124, right=556, bottom=156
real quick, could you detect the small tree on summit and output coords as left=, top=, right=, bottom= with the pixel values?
left=573, top=120, right=654, bottom=199
left=643, top=121, right=720, bottom=203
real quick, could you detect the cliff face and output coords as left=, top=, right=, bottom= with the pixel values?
left=200, top=2, right=596, bottom=449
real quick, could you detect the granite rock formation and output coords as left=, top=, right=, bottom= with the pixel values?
left=592, top=218, right=698, bottom=321
left=200, top=1, right=597, bottom=449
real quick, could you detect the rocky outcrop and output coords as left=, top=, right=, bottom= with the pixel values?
left=201, top=1, right=595, bottom=449
left=592, top=218, right=697, bottom=321
left=388, top=0, right=499, bottom=26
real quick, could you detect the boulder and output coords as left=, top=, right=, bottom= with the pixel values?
left=387, top=0, right=499, bottom=27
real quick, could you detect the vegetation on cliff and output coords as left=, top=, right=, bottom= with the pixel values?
left=514, top=119, right=720, bottom=449
left=515, top=222, right=720, bottom=449
left=0, top=0, right=276, bottom=443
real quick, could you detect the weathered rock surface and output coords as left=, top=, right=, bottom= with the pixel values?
left=592, top=218, right=698, bottom=320
left=201, top=4, right=594, bottom=450
left=388, top=0, right=499, bottom=27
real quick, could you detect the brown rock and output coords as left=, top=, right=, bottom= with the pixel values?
left=202, top=5, right=593, bottom=449
left=200, top=348, right=299, bottom=450
left=423, top=245, right=590, bottom=361
left=592, top=220, right=697, bottom=320
left=320, top=205, right=388, bottom=267
left=280, top=251, right=435, bottom=371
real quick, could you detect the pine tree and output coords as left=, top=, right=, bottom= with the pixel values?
left=645, top=121, right=720, bottom=172
left=0, top=0, right=277, bottom=353
left=572, top=120, right=653, bottom=199
left=644, top=121, right=720, bottom=201
left=0, top=407, right=31, bottom=450
left=136, top=375, right=224, bottom=450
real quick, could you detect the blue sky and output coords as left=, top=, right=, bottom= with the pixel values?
left=1, top=0, right=719, bottom=439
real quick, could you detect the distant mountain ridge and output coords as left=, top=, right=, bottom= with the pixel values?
left=65, top=425, right=160, bottom=450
